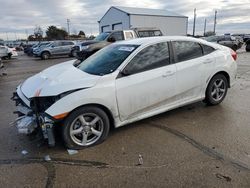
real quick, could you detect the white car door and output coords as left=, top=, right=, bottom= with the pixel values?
left=172, top=41, right=215, bottom=102
left=115, top=42, right=177, bottom=121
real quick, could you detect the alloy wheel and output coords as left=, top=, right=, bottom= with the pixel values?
left=211, top=79, right=226, bottom=102
left=69, top=113, right=104, bottom=146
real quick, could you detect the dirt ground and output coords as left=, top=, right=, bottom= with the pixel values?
left=0, top=48, right=250, bottom=188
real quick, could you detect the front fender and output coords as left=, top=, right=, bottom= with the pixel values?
left=45, top=85, right=118, bottom=122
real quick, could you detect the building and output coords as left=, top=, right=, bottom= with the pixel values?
left=98, top=6, right=188, bottom=36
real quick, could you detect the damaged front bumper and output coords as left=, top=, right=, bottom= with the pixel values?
left=11, top=91, right=56, bottom=147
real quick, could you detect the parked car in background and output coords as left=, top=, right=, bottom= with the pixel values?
left=0, top=46, right=18, bottom=59
left=71, top=30, right=137, bottom=60
left=33, top=41, right=76, bottom=60
left=72, top=28, right=163, bottom=60
left=12, top=36, right=237, bottom=148
left=243, top=35, right=250, bottom=43
left=24, top=44, right=39, bottom=56
left=0, top=46, right=8, bottom=59
left=205, top=35, right=242, bottom=51
left=32, top=42, right=51, bottom=55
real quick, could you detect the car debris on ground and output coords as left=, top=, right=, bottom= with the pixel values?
left=138, top=154, right=143, bottom=165
left=21, top=150, right=28, bottom=155
left=67, top=149, right=79, bottom=155
left=44, top=155, right=51, bottom=161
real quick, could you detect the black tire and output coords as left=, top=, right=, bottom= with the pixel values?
left=62, top=106, right=110, bottom=149
left=41, top=51, right=50, bottom=60
left=246, top=44, right=250, bottom=52
left=70, top=50, right=77, bottom=57
left=8, top=53, right=12, bottom=59
left=205, top=74, right=228, bottom=105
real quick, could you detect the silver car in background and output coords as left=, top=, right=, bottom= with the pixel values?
left=205, top=35, right=242, bottom=51
left=33, top=41, right=76, bottom=60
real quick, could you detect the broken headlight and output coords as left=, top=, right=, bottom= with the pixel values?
left=30, top=89, right=84, bottom=113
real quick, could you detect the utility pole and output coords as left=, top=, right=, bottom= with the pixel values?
left=193, top=8, right=197, bottom=37
left=204, top=18, right=207, bottom=36
left=213, top=10, right=217, bottom=34
left=67, top=18, right=70, bottom=35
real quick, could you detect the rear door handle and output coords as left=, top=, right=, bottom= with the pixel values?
left=162, top=71, right=175, bottom=77
left=203, top=59, right=213, bottom=64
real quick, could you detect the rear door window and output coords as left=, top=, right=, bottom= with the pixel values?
left=172, top=41, right=203, bottom=62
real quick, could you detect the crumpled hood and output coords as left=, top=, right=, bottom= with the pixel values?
left=21, top=60, right=100, bottom=98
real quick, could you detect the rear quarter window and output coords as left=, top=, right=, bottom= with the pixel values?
left=172, top=41, right=203, bottom=62
left=202, top=44, right=216, bottom=55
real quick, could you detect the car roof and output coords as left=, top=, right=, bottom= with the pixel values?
left=115, top=36, right=209, bottom=46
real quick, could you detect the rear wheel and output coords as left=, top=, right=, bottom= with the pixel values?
left=246, top=44, right=250, bottom=52
left=70, top=50, right=77, bottom=57
left=8, top=53, right=12, bottom=59
left=41, top=51, right=50, bottom=60
left=62, top=106, right=110, bottom=149
left=205, top=74, right=228, bottom=105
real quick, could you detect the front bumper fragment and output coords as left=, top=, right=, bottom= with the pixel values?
left=11, top=91, right=56, bottom=146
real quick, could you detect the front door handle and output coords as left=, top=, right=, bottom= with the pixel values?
left=162, top=71, right=175, bottom=77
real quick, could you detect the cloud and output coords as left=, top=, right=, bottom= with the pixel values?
left=0, top=0, right=249, bottom=40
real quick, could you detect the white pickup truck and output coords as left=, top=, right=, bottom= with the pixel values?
left=71, top=28, right=163, bottom=60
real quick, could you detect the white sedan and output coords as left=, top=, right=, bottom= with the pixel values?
left=0, top=45, right=18, bottom=59
left=13, top=36, right=237, bottom=149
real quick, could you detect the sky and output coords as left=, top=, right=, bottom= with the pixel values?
left=0, top=0, right=250, bottom=40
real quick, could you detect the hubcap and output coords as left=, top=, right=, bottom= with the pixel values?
left=211, top=79, right=226, bottom=101
left=70, top=113, right=103, bottom=146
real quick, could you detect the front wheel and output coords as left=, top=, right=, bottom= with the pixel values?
left=205, top=74, right=228, bottom=105
left=62, top=106, right=110, bottom=149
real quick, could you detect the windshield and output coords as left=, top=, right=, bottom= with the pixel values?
left=77, top=44, right=139, bottom=75
left=94, top=32, right=110, bottom=41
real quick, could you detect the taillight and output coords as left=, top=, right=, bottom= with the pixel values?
left=231, top=50, right=237, bottom=61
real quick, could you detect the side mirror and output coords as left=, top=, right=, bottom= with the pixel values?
left=120, top=68, right=131, bottom=76
left=107, top=36, right=116, bottom=43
